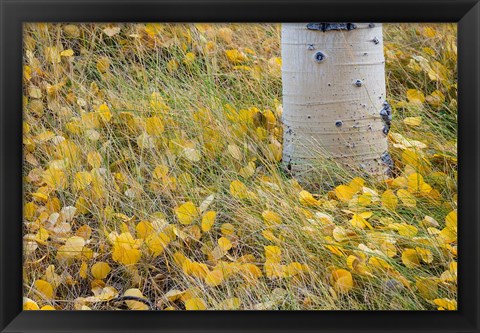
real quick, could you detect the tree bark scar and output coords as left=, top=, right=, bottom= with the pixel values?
left=379, top=101, right=392, bottom=136
left=381, top=151, right=394, bottom=177
left=306, top=23, right=357, bottom=32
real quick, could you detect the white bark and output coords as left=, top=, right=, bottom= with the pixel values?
left=281, top=23, right=390, bottom=179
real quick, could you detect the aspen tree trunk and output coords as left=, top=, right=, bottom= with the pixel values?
left=281, top=23, right=392, bottom=180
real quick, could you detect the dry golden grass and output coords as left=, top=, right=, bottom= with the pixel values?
left=22, top=23, right=457, bottom=311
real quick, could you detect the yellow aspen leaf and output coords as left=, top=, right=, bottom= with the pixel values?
left=183, top=147, right=201, bottom=162
left=346, top=256, right=371, bottom=276
left=380, top=241, right=397, bottom=258
left=439, top=227, right=456, bottom=244
left=96, top=56, right=110, bottom=73
left=136, top=221, right=155, bottom=239
left=124, top=288, right=149, bottom=310
left=449, top=261, right=458, bottom=277
left=325, top=236, right=344, bottom=256
left=82, top=112, right=101, bottom=129
left=416, top=278, right=438, bottom=300
left=79, top=261, right=88, bottom=279
left=44, top=46, right=61, bottom=64
left=401, top=249, right=420, bottom=268
left=264, top=109, right=276, bottom=128
left=185, top=297, right=207, bottom=310
left=241, top=263, right=262, bottom=280
left=264, top=245, right=281, bottom=262
left=34, top=130, right=55, bottom=142
left=392, top=176, right=408, bottom=188
left=201, top=211, right=216, bottom=232
left=24, top=202, right=37, bottom=221
left=350, top=213, right=373, bottom=230
left=217, top=27, right=234, bottom=43
left=286, top=262, right=303, bottom=277
left=96, top=103, right=112, bottom=123
left=112, top=246, right=141, bottom=265
left=230, top=180, right=250, bottom=199
left=28, top=86, right=42, bottom=99
left=167, top=59, right=179, bottom=72
left=183, top=52, right=195, bottom=65
left=75, top=196, right=89, bottom=215
left=421, top=215, right=440, bottom=228
left=225, top=49, right=247, bottom=64
left=397, top=224, right=418, bottom=237
left=353, top=193, right=372, bottom=206
left=40, top=305, right=56, bottom=310
left=205, top=269, right=224, bottom=287
left=416, top=247, right=433, bottom=263
left=445, top=210, right=457, bottom=231
left=397, top=189, right=417, bottom=207
left=145, top=232, right=170, bottom=257
left=220, top=223, right=235, bottom=236
left=369, top=256, right=392, bottom=270
left=144, top=23, right=163, bottom=36
left=175, top=202, right=199, bottom=225
left=332, top=226, right=355, bottom=242
left=60, top=49, right=74, bottom=57
left=149, top=92, right=169, bottom=112
left=172, top=251, right=187, bottom=266
left=298, top=190, right=320, bottom=206
left=426, top=90, right=445, bottom=108
left=24, top=65, right=32, bottom=81
left=264, top=261, right=285, bottom=279
left=218, top=237, right=232, bottom=251
left=433, top=298, right=457, bottom=310
left=111, top=232, right=142, bottom=265
left=74, top=171, right=92, bottom=191
left=87, top=151, right=102, bottom=168
left=42, top=168, right=66, bottom=190
left=315, top=211, right=334, bottom=224
left=218, top=298, right=241, bottom=310
left=267, top=57, right=282, bottom=76
left=152, top=165, right=169, bottom=180
left=165, top=289, right=185, bottom=302
left=35, top=228, right=49, bottom=245
left=90, top=286, right=118, bottom=301
left=359, top=211, right=373, bottom=219
left=402, top=150, right=430, bottom=172
left=91, top=262, right=111, bottom=280
left=34, top=279, right=54, bottom=300
left=335, top=185, right=356, bottom=202
left=427, top=61, right=448, bottom=82
left=262, top=230, right=281, bottom=243
left=57, top=236, right=85, bottom=260
left=145, top=116, right=164, bottom=136
left=403, top=117, right=422, bottom=127
left=406, top=89, right=425, bottom=105
left=407, top=173, right=432, bottom=194
left=23, top=297, right=40, bottom=310
left=331, top=269, right=354, bottom=293
left=103, top=26, right=121, bottom=37
left=227, top=144, right=243, bottom=160
left=349, top=177, right=365, bottom=192
left=381, top=190, right=398, bottom=210
left=262, top=210, right=282, bottom=226
left=267, top=143, right=282, bottom=162
left=64, top=24, right=80, bottom=37
left=75, top=224, right=92, bottom=241
left=199, top=194, right=215, bottom=213
left=422, top=26, right=436, bottom=37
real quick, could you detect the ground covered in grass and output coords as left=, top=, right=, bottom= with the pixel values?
left=22, top=23, right=457, bottom=310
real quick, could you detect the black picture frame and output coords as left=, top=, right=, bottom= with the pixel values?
left=1, top=0, right=479, bottom=332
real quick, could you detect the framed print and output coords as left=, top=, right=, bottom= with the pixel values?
left=1, top=0, right=479, bottom=332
